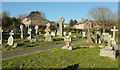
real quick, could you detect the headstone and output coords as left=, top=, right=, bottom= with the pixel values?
left=56, top=31, right=59, bottom=35
left=13, top=43, right=17, bottom=48
left=35, top=25, right=39, bottom=35
left=96, top=32, right=101, bottom=43
left=62, top=36, right=73, bottom=50
left=111, top=26, right=118, bottom=41
left=68, top=32, right=72, bottom=36
left=39, top=32, right=42, bottom=35
left=82, top=32, right=86, bottom=38
left=63, top=32, right=67, bottom=36
left=7, top=30, right=14, bottom=46
left=0, top=27, right=3, bottom=44
left=51, top=31, right=55, bottom=36
left=86, top=22, right=93, bottom=43
left=27, top=28, right=32, bottom=40
left=58, top=17, right=64, bottom=37
left=20, top=25, right=23, bottom=39
left=100, top=36, right=117, bottom=59
left=44, top=23, right=52, bottom=42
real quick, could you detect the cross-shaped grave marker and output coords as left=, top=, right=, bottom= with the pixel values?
left=111, top=26, right=118, bottom=41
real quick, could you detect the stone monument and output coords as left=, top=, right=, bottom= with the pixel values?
left=35, top=25, right=39, bottom=35
left=62, top=36, right=73, bottom=50
left=82, top=32, right=86, bottom=38
left=7, top=30, right=14, bottom=46
left=44, top=23, right=52, bottom=42
left=111, top=26, right=118, bottom=41
left=27, top=27, right=32, bottom=40
left=58, top=17, right=64, bottom=37
left=0, top=27, right=3, bottom=44
left=20, top=25, right=23, bottom=39
left=51, top=31, right=55, bottom=36
left=100, top=26, right=118, bottom=59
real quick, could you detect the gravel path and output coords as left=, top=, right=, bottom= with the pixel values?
left=2, top=39, right=86, bottom=59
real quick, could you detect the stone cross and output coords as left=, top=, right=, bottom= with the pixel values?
left=44, top=23, right=52, bottom=42
left=35, top=25, right=39, bottom=35
left=0, top=27, right=3, bottom=44
left=64, top=36, right=71, bottom=46
left=27, top=28, right=32, bottom=40
left=20, top=25, right=23, bottom=39
left=58, top=17, right=64, bottom=37
left=86, top=22, right=93, bottom=43
left=111, top=26, right=118, bottom=40
left=62, top=35, right=73, bottom=50
left=7, top=30, right=14, bottom=46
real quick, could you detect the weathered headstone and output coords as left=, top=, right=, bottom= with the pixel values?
left=63, top=32, right=67, bottom=36
left=82, top=32, right=86, bottom=38
left=27, top=28, right=32, bottom=40
left=111, top=26, right=118, bottom=41
left=62, top=36, right=73, bottom=50
left=96, top=31, right=101, bottom=43
left=0, top=27, right=3, bottom=44
left=44, top=23, right=52, bottom=42
left=35, top=25, right=39, bottom=35
left=7, top=30, right=14, bottom=46
left=100, top=35, right=117, bottom=59
left=51, top=31, right=55, bottom=36
left=58, top=17, right=64, bottom=37
left=68, top=32, right=72, bottom=36
left=20, top=25, right=23, bottom=39
left=86, top=22, right=93, bottom=43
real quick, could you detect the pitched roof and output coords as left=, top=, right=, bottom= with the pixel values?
left=26, top=12, right=48, bottom=21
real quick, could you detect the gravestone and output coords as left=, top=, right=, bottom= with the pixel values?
left=111, top=26, right=118, bottom=41
left=62, top=36, right=73, bottom=50
left=0, top=27, right=3, bottom=44
left=51, top=31, right=55, bottom=36
left=102, top=33, right=110, bottom=42
left=39, top=32, right=41, bottom=35
left=44, top=23, right=52, bottom=42
left=7, top=30, right=14, bottom=46
left=13, top=43, right=17, bottom=48
left=20, top=25, right=23, bottom=39
left=82, top=32, right=86, bottom=38
left=63, top=32, right=67, bottom=36
left=35, top=25, right=39, bottom=35
left=86, top=22, right=93, bottom=43
left=27, top=28, right=32, bottom=40
left=96, top=31, right=101, bottom=43
left=58, top=17, right=64, bottom=37
left=100, top=34, right=118, bottom=59
left=69, top=32, right=72, bottom=36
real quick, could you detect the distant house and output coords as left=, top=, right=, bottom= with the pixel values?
left=73, top=18, right=101, bottom=30
left=21, top=11, right=56, bottom=27
left=73, top=18, right=92, bottom=29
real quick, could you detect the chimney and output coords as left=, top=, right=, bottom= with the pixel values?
left=81, top=18, right=84, bottom=22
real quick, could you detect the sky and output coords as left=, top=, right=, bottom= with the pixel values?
left=2, top=2, right=118, bottom=23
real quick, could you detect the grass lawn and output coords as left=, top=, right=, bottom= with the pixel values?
left=2, top=33, right=84, bottom=53
left=2, top=42, right=118, bottom=68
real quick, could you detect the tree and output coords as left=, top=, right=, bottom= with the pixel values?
left=18, top=14, right=27, bottom=20
left=69, top=19, right=77, bottom=27
left=88, top=7, right=117, bottom=33
left=73, top=20, right=78, bottom=24
left=2, top=11, right=10, bottom=17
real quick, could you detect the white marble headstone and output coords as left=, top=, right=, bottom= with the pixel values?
left=7, top=30, right=14, bottom=46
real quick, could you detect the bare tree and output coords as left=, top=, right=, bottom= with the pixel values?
left=89, top=7, right=117, bottom=33
left=18, top=14, right=27, bottom=20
